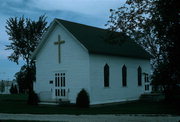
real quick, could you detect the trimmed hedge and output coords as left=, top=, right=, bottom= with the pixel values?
left=76, top=89, right=90, bottom=108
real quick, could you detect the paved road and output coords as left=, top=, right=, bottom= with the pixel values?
left=0, top=113, right=180, bottom=122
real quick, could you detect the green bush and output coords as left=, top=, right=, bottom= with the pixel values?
left=10, top=84, right=18, bottom=94
left=27, top=91, right=39, bottom=105
left=76, top=89, right=90, bottom=108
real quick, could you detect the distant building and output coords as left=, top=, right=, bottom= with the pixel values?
left=0, top=80, right=18, bottom=94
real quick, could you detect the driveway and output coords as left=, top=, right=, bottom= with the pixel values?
left=0, top=113, right=180, bottom=122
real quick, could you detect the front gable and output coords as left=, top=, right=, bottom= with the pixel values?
left=31, top=19, right=88, bottom=60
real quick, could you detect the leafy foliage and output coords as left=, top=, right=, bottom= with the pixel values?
left=5, top=15, right=47, bottom=65
left=106, top=0, right=161, bottom=68
left=14, top=64, right=35, bottom=93
left=106, top=0, right=162, bottom=66
left=152, top=0, right=180, bottom=85
left=151, top=62, right=172, bottom=87
left=151, top=0, right=179, bottom=100
left=76, top=89, right=90, bottom=108
left=10, top=84, right=18, bottom=94
left=5, top=15, right=47, bottom=104
left=106, top=0, right=180, bottom=93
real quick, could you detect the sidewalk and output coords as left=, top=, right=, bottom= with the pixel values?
left=0, top=113, right=180, bottom=122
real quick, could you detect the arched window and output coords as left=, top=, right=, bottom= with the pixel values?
left=104, top=64, right=109, bottom=87
left=138, top=66, right=142, bottom=86
left=122, top=65, right=127, bottom=87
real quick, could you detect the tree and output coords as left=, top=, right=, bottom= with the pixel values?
left=106, top=0, right=162, bottom=69
left=106, top=0, right=180, bottom=94
left=14, top=66, right=28, bottom=93
left=9, top=84, right=18, bottom=94
left=5, top=15, right=47, bottom=66
left=151, top=0, right=180, bottom=100
left=152, top=0, right=180, bottom=85
left=14, top=85, right=18, bottom=94
left=10, top=84, right=14, bottom=94
left=5, top=15, right=47, bottom=88
left=15, top=65, right=35, bottom=94
left=5, top=15, right=47, bottom=103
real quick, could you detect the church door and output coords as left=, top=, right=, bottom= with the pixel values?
left=54, top=72, right=67, bottom=99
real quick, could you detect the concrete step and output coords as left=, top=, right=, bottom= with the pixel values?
left=39, top=102, right=59, bottom=105
left=39, top=99, right=70, bottom=106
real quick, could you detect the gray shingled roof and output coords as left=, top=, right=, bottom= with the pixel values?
left=57, top=19, right=151, bottom=59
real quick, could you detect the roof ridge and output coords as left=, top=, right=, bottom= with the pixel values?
left=55, top=18, right=108, bottom=32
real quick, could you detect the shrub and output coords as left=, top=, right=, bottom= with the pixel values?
left=27, top=91, right=39, bottom=105
left=14, top=85, right=18, bottom=94
left=10, top=84, right=18, bottom=94
left=76, top=89, right=90, bottom=108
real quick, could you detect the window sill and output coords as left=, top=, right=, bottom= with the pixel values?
left=103, top=87, right=110, bottom=89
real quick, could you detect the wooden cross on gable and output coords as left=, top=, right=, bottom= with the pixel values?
left=54, top=35, right=65, bottom=63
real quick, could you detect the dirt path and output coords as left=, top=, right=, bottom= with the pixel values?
left=0, top=113, right=180, bottom=122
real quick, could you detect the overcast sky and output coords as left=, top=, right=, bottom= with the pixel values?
left=0, top=0, right=126, bottom=80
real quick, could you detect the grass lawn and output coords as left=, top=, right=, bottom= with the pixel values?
left=0, top=94, right=179, bottom=115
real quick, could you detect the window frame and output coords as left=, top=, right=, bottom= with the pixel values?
left=138, top=66, right=142, bottom=86
left=104, top=64, right=110, bottom=87
left=122, top=65, right=127, bottom=87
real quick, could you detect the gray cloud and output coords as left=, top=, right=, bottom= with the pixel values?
left=0, top=0, right=31, bottom=15
left=0, top=0, right=126, bottom=80
left=0, top=0, right=125, bottom=21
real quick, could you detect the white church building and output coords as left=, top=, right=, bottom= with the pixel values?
left=31, top=18, right=152, bottom=105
